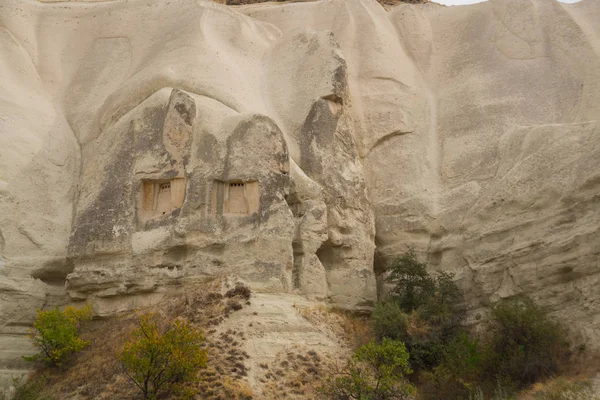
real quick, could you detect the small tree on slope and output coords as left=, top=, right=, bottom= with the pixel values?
left=119, top=312, right=207, bottom=399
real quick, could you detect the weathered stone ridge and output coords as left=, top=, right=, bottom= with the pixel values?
left=0, top=0, right=599, bottom=389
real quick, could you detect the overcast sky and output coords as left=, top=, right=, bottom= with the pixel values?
left=436, top=0, right=580, bottom=5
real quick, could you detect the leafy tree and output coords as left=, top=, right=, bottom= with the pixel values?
left=119, top=313, right=208, bottom=399
left=24, top=305, right=92, bottom=366
left=386, top=250, right=464, bottom=327
left=321, top=338, right=415, bottom=400
left=420, top=270, right=464, bottom=328
left=386, top=250, right=435, bottom=313
left=377, top=250, right=465, bottom=372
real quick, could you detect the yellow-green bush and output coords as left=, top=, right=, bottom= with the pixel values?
left=24, top=305, right=92, bottom=366
left=321, top=338, right=415, bottom=400
left=119, top=313, right=207, bottom=399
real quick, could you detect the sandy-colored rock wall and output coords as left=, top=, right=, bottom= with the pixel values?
left=0, top=0, right=599, bottom=389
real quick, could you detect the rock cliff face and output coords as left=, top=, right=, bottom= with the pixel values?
left=0, top=0, right=599, bottom=388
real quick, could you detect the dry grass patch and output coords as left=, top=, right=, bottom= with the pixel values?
left=520, top=377, right=600, bottom=400
left=195, top=327, right=252, bottom=399
left=254, top=305, right=374, bottom=399
left=260, top=348, right=335, bottom=399
left=296, top=304, right=374, bottom=349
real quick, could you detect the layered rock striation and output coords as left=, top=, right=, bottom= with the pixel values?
left=0, top=0, right=599, bottom=388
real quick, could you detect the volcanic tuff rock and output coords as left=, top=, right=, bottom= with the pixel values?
left=0, top=0, right=599, bottom=390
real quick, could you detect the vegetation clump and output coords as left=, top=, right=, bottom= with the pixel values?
left=119, top=312, right=208, bottom=399
left=24, top=305, right=92, bottom=367
left=418, top=331, right=483, bottom=399
left=374, top=249, right=465, bottom=372
left=225, top=283, right=252, bottom=300
left=14, top=260, right=585, bottom=400
left=481, top=297, right=569, bottom=391
left=369, top=250, right=575, bottom=399
left=321, top=338, right=415, bottom=400
left=14, top=281, right=256, bottom=400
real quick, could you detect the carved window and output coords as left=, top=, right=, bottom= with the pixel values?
left=212, top=180, right=259, bottom=216
left=140, top=178, right=185, bottom=223
left=227, top=183, right=248, bottom=214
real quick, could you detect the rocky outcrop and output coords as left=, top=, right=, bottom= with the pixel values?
left=1, top=0, right=599, bottom=390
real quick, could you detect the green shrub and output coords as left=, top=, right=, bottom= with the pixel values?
left=321, top=338, right=415, bottom=400
left=482, top=298, right=569, bottom=390
left=372, top=301, right=409, bottom=342
left=372, top=301, right=446, bottom=370
left=441, top=331, right=482, bottom=382
left=421, top=297, right=572, bottom=398
left=419, top=332, right=483, bottom=400
left=119, top=313, right=208, bottom=399
left=402, top=330, right=446, bottom=373
left=420, top=365, right=473, bottom=400
left=24, top=305, right=92, bottom=366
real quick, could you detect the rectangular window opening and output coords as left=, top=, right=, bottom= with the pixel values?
left=212, top=180, right=260, bottom=216
left=139, top=178, right=185, bottom=224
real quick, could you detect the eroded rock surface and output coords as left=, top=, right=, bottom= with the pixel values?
left=1, top=0, right=599, bottom=390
